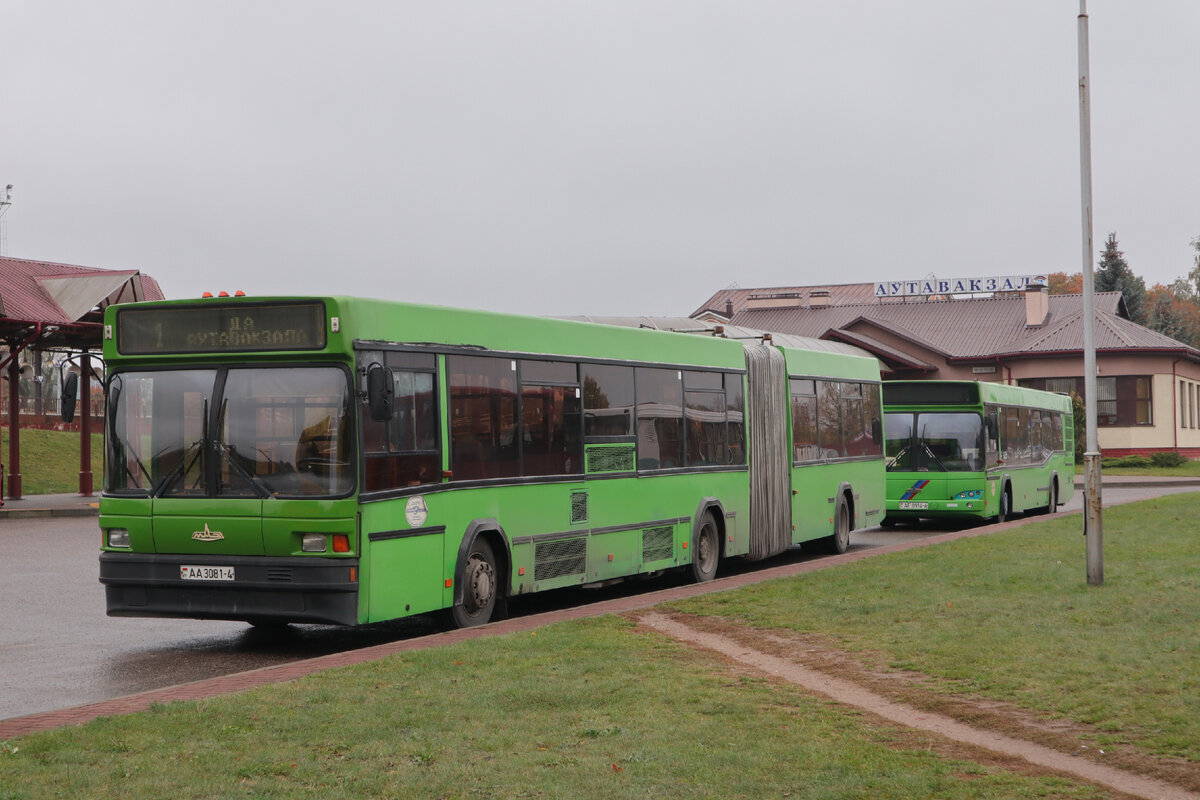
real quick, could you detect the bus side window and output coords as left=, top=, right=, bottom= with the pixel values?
left=985, top=409, right=1001, bottom=468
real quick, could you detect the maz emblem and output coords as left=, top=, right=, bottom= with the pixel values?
left=192, top=523, right=225, bottom=542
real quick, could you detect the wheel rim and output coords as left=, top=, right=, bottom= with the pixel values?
left=698, top=523, right=717, bottom=573
left=837, top=505, right=850, bottom=549
left=464, top=554, right=495, bottom=615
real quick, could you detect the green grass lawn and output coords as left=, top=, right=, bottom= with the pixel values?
left=672, top=493, right=1200, bottom=763
left=0, top=428, right=103, bottom=495
left=3, top=495, right=1198, bottom=798
left=0, top=617, right=1105, bottom=800
left=1073, top=460, right=1200, bottom=477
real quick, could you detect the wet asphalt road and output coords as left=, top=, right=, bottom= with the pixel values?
left=2, top=483, right=1195, bottom=722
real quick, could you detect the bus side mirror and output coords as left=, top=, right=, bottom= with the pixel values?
left=61, top=372, right=79, bottom=423
left=985, top=414, right=998, bottom=440
left=366, top=364, right=394, bottom=421
left=871, top=418, right=882, bottom=445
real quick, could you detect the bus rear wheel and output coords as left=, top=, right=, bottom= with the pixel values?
left=451, top=538, right=499, bottom=628
left=691, top=515, right=720, bottom=583
left=821, top=498, right=851, bottom=554
left=1045, top=481, right=1058, bottom=515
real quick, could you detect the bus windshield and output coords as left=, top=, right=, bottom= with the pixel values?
left=885, top=411, right=983, bottom=472
left=106, top=366, right=353, bottom=498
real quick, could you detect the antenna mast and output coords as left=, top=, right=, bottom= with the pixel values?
left=0, top=184, right=12, bottom=256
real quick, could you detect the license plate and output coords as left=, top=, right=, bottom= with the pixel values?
left=180, top=565, right=235, bottom=581
left=898, top=502, right=929, bottom=510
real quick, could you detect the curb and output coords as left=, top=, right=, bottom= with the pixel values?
left=0, top=506, right=98, bottom=520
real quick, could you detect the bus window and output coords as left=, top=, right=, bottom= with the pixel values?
left=817, top=381, right=842, bottom=458
left=726, top=376, right=746, bottom=465
left=223, top=367, right=354, bottom=497
left=636, top=368, right=683, bottom=469
left=791, top=380, right=819, bottom=463
left=361, top=359, right=440, bottom=492
left=449, top=356, right=519, bottom=480
left=522, top=384, right=582, bottom=475
left=106, top=369, right=217, bottom=495
left=915, top=412, right=983, bottom=472
left=685, top=386, right=727, bottom=466
left=583, top=364, right=634, bottom=438
left=884, top=412, right=914, bottom=471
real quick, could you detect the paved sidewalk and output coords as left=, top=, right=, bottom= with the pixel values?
left=0, top=492, right=99, bottom=519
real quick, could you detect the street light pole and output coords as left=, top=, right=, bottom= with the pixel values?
left=1078, top=0, right=1103, bottom=585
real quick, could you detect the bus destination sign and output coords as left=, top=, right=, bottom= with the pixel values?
left=117, top=302, right=327, bottom=354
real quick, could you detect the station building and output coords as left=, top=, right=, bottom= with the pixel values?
left=690, top=278, right=1200, bottom=458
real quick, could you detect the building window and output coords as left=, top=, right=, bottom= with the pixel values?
left=1021, top=375, right=1152, bottom=427
left=1043, top=378, right=1078, bottom=396
left=1096, top=377, right=1117, bottom=425
left=1182, top=381, right=1189, bottom=429
left=1135, top=377, right=1153, bottom=425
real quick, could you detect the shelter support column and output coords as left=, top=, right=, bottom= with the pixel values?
left=6, top=359, right=20, bottom=500
left=79, top=352, right=93, bottom=496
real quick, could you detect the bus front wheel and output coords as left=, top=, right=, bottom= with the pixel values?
left=691, top=515, right=720, bottom=583
left=451, top=537, right=499, bottom=628
left=996, top=486, right=1011, bottom=524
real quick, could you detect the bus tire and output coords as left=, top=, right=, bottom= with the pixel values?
left=821, top=497, right=851, bottom=554
left=996, top=485, right=1011, bottom=524
left=451, top=537, right=499, bottom=628
left=691, top=514, right=720, bottom=583
left=1045, top=480, right=1058, bottom=515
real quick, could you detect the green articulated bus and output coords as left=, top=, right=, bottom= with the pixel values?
left=881, top=380, right=1075, bottom=525
left=98, top=296, right=884, bottom=628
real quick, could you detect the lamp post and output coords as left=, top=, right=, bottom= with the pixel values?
left=1078, top=0, right=1103, bottom=585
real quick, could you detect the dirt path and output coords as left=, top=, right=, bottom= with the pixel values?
left=637, top=611, right=1200, bottom=800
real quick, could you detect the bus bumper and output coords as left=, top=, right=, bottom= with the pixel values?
left=99, top=552, right=360, bottom=626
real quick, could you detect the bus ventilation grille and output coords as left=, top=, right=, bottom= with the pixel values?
left=267, top=568, right=294, bottom=582
left=586, top=446, right=636, bottom=473
left=535, top=537, right=586, bottom=581
left=571, top=492, right=589, bottom=523
left=642, top=526, right=674, bottom=563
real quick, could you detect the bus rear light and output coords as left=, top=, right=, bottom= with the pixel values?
left=107, top=529, right=131, bottom=548
left=301, top=533, right=326, bottom=553
left=349, top=567, right=357, bottom=582
left=332, top=534, right=350, bottom=553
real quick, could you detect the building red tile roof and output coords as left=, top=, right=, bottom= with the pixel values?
left=0, top=256, right=164, bottom=348
left=719, top=289, right=1200, bottom=364
left=1, top=256, right=164, bottom=325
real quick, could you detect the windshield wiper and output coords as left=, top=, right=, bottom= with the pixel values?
left=153, top=437, right=206, bottom=496
left=214, top=442, right=272, bottom=498
left=921, top=444, right=948, bottom=472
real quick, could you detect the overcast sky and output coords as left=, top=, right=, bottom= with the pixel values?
left=3, top=1, right=1198, bottom=317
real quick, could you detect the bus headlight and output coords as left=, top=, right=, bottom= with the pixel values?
left=107, top=529, right=131, bottom=548
left=301, top=533, right=327, bottom=553
left=954, top=490, right=983, bottom=500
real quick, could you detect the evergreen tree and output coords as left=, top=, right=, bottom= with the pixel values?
left=1095, top=232, right=1147, bottom=324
